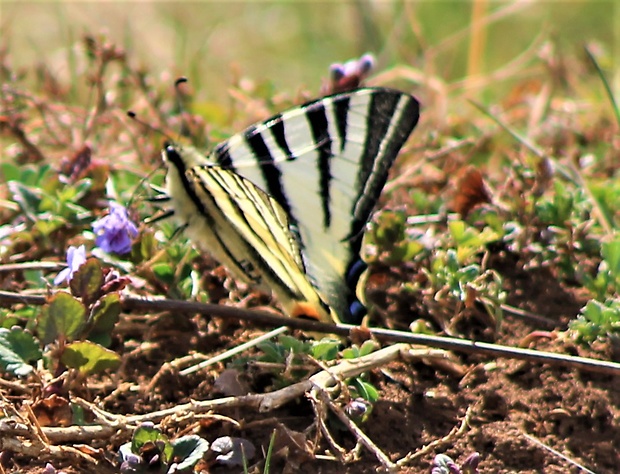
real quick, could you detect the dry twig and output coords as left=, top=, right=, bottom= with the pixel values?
left=395, top=405, right=474, bottom=468
left=1, top=290, right=619, bottom=376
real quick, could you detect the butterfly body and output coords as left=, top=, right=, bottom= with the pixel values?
left=161, top=87, right=420, bottom=324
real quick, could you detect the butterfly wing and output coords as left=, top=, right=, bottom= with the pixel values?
left=208, top=87, right=420, bottom=322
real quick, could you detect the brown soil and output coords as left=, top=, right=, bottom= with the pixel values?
left=3, top=258, right=619, bottom=474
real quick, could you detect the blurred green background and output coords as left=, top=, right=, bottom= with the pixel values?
left=2, top=1, right=617, bottom=104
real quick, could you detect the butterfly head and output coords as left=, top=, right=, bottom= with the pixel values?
left=163, top=142, right=213, bottom=170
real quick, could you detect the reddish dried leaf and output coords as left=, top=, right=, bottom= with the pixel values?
left=452, top=166, right=492, bottom=218
left=60, top=144, right=91, bottom=181
left=31, top=394, right=72, bottom=427
left=272, top=423, right=314, bottom=467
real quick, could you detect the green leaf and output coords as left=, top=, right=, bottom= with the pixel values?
left=170, top=435, right=210, bottom=471
left=72, top=403, right=87, bottom=426
left=152, top=263, right=175, bottom=283
left=257, top=341, right=284, bottom=363
left=342, top=345, right=360, bottom=359
left=0, top=327, right=42, bottom=376
left=278, top=335, right=308, bottom=354
left=131, top=425, right=174, bottom=463
left=373, top=211, right=407, bottom=245
left=8, top=181, right=42, bottom=221
left=57, top=179, right=92, bottom=204
left=70, top=258, right=104, bottom=304
left=1, top=315, right=19, bottom=329
left=87, top=293, right=121, bottom=347
left=24, top=269, right=47, bottom=290
left=61, top=341, right=121, bottom=375
left=358, top=340, right=378, bottom=357
left=582, top=300, right=605, bottom=324
left=38, top=292, right=86, bottom=344
left=311, top=338, right=340, bottom=361
left=1, top=306, right=36, bottom=329
left=136, top=230, right=158, bottom=261
left=352, top=379, right=379, bottom=403
left=133, top=424, right=167, bottom=447
left=34, top=216, right=65, bottom=236
left=448, top=220, right=467, bottom=242
left=570, top=298, right=620, bottom=342
left=1, top=162, right=20, bottom=181
left=602, top=236, right=620, bottom=283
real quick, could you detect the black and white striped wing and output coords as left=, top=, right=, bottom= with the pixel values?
left=163, top=144, right=334, bottom=323
left=207, top=87, right=420, bottom=322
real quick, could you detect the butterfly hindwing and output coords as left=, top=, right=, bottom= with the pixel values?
left=162, top=87, right=420, bottom=323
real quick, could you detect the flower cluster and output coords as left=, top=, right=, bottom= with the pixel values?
left=55, top=202, right=137, bottom=286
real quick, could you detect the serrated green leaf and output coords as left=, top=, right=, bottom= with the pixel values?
left=61, top=341, right=121, bottom=375
left=257, top=341, right=283, bottom=363
left=0, top=327, right=42, bottom=376
left=70, top=258, right=104, bottom=303
left=278, top=335, right=308, bottom=354
left=38, top=292, right=86, bottom=344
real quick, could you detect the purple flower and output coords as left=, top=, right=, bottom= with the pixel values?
left=331, top=53, right=374, bottom=81
left=54, top=245, right=87, bottom=285
left=431, top=454, right=461, bottom=474
left=43, top=463, right=68, bottom=474
left=322, top=53, right=375, bottom=94
left=345, top=397, right=370, bottom=420
left=92, top=202, right=138, bottom=255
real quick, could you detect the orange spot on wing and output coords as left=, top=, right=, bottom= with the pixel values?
left=290, top=302, right=335, bottom=324
left=291, top=302, right=323, bottom=321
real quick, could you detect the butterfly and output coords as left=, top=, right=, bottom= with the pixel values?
left=156, top=87, right=419, bottom=324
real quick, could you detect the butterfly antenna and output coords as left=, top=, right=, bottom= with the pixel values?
left=125, top=111, right=175, bottom=209
left=126, top=110, right=175, bottom=142
left=174, top=77, right=191, bottom=138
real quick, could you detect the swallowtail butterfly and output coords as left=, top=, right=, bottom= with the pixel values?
left=158, top=87, right=420, bottom=324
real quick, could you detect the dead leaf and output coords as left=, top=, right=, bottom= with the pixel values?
left=533, top=157, right=554, bottom=196
left=60, top=144, right=91, bottom=181
left=452, top=166, right=492, bottom=218
left=31, top=394, right=72, bottom=427
left=213, top=369, right=250, bottom=397
left=272, top=423, right=314, bottom=468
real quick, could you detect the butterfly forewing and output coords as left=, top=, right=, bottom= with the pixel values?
left=165, top=147, right=332, bottom=321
